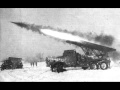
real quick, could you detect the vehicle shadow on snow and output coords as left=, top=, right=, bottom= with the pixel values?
left=51, top=67, right=88, bottom=73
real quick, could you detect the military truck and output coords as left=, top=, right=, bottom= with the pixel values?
left=1, top=57, right=23, bottom=71
left=46, top=40, right=116, bottom=73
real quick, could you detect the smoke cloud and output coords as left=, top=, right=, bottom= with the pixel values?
left=94, top=34, right=115, bottom=46
left=109, top=51, right=120, bottom=62
left=73, top=32, right=115, bottom=46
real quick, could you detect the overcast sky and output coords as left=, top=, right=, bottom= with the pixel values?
left=1, top=8, right=120, bottom=60
left=1, top=8, right=120, bottom=36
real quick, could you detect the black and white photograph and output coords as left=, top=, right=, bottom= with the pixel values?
left=0, top=8, right=120, bottom=82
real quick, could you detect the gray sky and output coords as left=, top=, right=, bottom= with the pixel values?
left=0, top=8, right=120, bottom=60
left=1, top=8, right=120, bottom=36
left=20, top=8, right=120, bottom=38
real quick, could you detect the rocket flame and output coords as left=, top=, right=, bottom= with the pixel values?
left=41, top=29, right=89, bottom=42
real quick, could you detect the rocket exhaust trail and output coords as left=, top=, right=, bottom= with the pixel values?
left=11, top=22, right=44, bottom=35
left=11, top=22, right=90, bottom=43
left=41, top=29, right=89, bottom=43
left=11, top=22, right=114, bottom=46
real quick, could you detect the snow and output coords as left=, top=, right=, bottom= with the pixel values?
left=0, top=62, right=120, bottom=82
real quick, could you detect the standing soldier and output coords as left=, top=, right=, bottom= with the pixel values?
left=35, top=61, right=37, bottom=66
left=30, top=62, right=33, bottom=67
left=30, top=62, right=32, bottom=67
left=33, top=62, right=34, bottom=67
left=30, top=62, right=34, bottom=67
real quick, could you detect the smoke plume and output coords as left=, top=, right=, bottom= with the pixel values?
left=11, top=22, right=43, bottom=34
left=109, top=51, right=120, bottom=62
left=94, top=34, right=115, bottom=46
left=11, top=22, right=115, bottom=47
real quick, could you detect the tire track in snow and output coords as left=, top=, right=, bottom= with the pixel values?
left=1, top=69, right=50, bottom=81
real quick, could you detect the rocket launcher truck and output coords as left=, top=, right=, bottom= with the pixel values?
left=46, top=40, right=116, bottom=73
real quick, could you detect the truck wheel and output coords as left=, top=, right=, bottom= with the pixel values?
left=52, top=65, right=61, bottom=72
left=51, top=64, right=59, bottom=72
left=51, top=65, right=57, bottom=72
left=56, top=63, right=64, bottom=73
left=51, top=62, right=65, bottom=73
left=100, top=62, right=108, bottom=70
left=54, top=63, right=64, bottom=73
left=90, top=63, right=98, bottom=70
left=82, top=67, right=88, bottom=70
left=52, top=67, right=58, bottom=72
left=1, top=67, right=3, bottom=71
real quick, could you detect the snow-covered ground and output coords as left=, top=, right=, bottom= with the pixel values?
left=1, top=62, right=120, bottom=82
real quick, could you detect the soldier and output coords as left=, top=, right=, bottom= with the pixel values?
left=32, top=62, right=34, bottom=67
left=30, top=62, right=34, bottom=67
left=35, top=62, right=37, bottom=66
left=30, top=62, right=32, bottom=67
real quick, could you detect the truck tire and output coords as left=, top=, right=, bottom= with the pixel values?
left=82, top=67, right=88, bottom=70
left=52, top=66, right=58, bottom=72
left=51, top=62, right=64, bottom=73
left=1, top=66, right=4, bottom=71
left=50, top=64, right=56, bottom=72
left=100, top=62, right=108, bottom=70
left=51, top=63, right=60, bottom=72
left=1, top=65, right=6, bottom=70
left=90, top=63, right=98, bottom=70
left=56, top=62, right=64, bottom=73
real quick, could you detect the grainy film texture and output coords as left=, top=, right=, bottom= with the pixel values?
left=0, top=8, right=120, bottom=82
